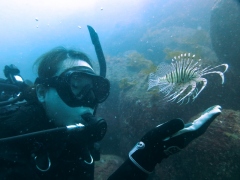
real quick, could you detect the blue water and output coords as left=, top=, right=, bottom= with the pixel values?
left=0, top=0, right=214, bottom=81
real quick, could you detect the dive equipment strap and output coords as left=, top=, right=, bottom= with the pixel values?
left=129, top=141, right=152, bottom=174
left=0, top=123, right=85, bottom=163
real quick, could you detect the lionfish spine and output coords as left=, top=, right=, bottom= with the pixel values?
left=165, top=53, right=199, bottom=84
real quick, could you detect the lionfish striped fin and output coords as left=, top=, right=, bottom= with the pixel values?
left=148, top=73, right=160, bottom=91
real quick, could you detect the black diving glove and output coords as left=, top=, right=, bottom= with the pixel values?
left=129, top=105, right=222, bottom=174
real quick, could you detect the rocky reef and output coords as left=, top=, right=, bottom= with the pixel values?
left=95, top=155, right=124, bottom=180
left=96, top=49, right=240, bottom=179
left=210, top=0, right=240, bottom=72
left=209, top=0, right=240, bottom=111
left=139, top=26, right=218, bottom=65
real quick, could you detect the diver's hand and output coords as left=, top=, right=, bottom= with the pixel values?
left=165, top=105, right=222, bottom=153
left=129, top=105, right=221, bottom=174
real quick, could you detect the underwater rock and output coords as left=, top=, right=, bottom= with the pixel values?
left=140, top=26, right=218, bottom=64
left=95, top=154, right=124, bottom=180
left=210, top=0, right=240, bottom=110
left=210, top=0, right=240, bottom=71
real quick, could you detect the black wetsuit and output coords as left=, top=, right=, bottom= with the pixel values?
left=0, top=102, right=148, bottom=180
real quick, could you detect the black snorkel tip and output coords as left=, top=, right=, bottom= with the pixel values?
left=87, top=25, right=106, bottom=78
left=87, top=25, right=99, bottom=45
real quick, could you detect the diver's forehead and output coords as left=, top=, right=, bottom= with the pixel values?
left=56, top=59, right=91, bottom=75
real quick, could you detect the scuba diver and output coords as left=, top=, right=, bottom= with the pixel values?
left=0, top=26, right=221, bottom=180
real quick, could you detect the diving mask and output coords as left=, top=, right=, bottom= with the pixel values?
left=35, top=66, right=110, bottom=108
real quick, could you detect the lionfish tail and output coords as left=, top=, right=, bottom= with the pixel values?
left=148, top=73, right=159, bottom=91
left=201, top=63, right=229, bottom=84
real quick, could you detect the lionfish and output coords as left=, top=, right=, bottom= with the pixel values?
left=148, top=53, right=228, bottom=104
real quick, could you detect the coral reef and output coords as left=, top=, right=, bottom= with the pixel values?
left=118, top=78, right=136, bottom=90
left=171, top=29, right=210, bottom=58
left=125, top=51, right=157, bottom=75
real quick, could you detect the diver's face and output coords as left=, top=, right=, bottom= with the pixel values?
left=44, top=59, right=94, bottom=126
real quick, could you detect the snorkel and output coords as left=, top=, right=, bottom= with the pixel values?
left=87, top=25, right=108, bottom=115
left=81, top=25, right=108, bottom=143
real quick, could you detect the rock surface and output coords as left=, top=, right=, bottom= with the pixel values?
left=95, top=154, right=124, bottom=180
left=210, top=0, right=240, bottom=71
